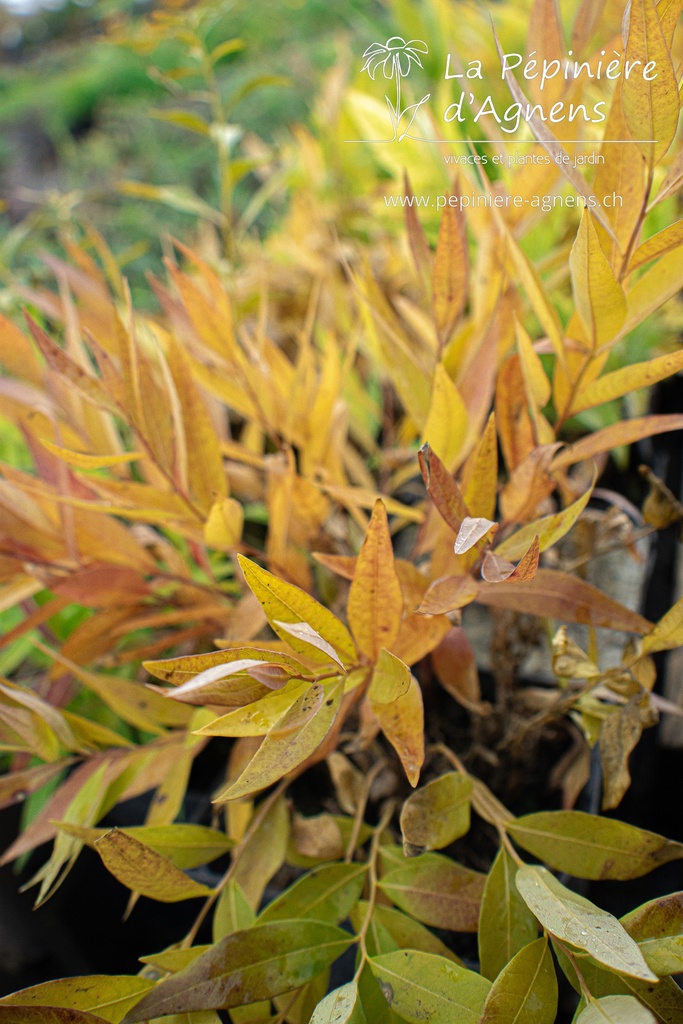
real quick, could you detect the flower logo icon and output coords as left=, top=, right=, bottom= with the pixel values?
left=360, top=36, right=431, bottom=142
left=361, top=36, right=428, bottom=80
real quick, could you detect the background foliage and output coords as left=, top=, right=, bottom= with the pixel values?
left=1, top=0, right=683, bottom=1022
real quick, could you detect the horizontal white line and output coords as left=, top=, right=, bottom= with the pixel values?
left=344, top=139, right=657, bottom=144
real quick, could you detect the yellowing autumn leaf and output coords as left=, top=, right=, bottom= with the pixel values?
left=421, top=364, right=469, bottom=473
left=347, top=500, right=403, bottom=662
left=570, top=210, right=627, bottom=350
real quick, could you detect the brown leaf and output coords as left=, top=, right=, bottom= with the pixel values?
left=476, top=569, right=652, bottom=633
left=418, top=443, right=470, bottom=534
left=600, top=695, right=658, bottom=810
left=418, top=575, right=479, bottom=616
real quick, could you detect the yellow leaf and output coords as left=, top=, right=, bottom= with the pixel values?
left=629, top=219, right=683, bottom=271
left=214, top=679, right=344, bottom=801
left=195, top=680, right=310, bottom=737
left=552, top=415, right=683, bottom=469
left=203, top=497, right=243, bottom=549
left=347, top=500, right=403, bottom=662
left=516, top=321, right=551, bottom=408
left=166, top=338, right=227, bottom=511
left=570, top=210, right=627, bottom=350
left=570, top=348, right=683, bottom=415
left=93, top=828, right=212, bottom=901
left=237, top=555, right=357, bottom=666
left=37, top=440, right=145, bottom=470
left=594, top=82, right=647, bottom=265
left=502, top=230, right=565, bottom=368
left=421, top=363, right=469, bottom=473
left=622, top=0, right=680, bottom=167
left=368, top=649, right=411, bottom=704
left=371, top=675, right=424, bottom=787
left=496, top=468, right=596, bottom=560
left=462, top=413, right=498, bottom=522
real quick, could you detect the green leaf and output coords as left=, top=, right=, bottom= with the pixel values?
left=310, top=982, right=367, bottom=1024
left=516, top=866, right=657, bottom=981
left=556, top=943, right=683, bottom=1024
left=400, top=772, right=472, bottom=854
left=574, top=996, right=656, bottom=1023
left=93, top=829, right=213, bottom=902
left=369, top=950, right=490, bottom=1024
left=478, top=846, right=538, bottom=981
left=379, top=852, right=485, bottom=931
left=212, top=880, right=254, bottom=943
left=621, top=892, right=683, bottom=976
left=121, top=921, right=354, bottom=1021
left=0, top=978, right=155, bottom=1023
left=258, top=862, right=367, bottom=924
left=370, top=904, right=464, bottom=964
left=479, top=936, right=558, bottom=1023
left=237, top=555, right=357, bottom=666
left=507, top=812, right=683, bottom=881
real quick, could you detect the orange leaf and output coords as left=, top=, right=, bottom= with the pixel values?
left=347, top=500, right=403, bottom=662
left=432, top=201, right=468, bottom=347
left=371, top=676, right=424, bottom=787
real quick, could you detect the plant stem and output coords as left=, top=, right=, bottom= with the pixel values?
left=182, top=774, right=294, bottom=947
left=353, top=799, right=397, bottom=981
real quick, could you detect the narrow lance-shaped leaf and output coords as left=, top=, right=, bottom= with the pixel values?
left=214, top=678, right=343, bottom=801
left=371, top=675, right=424, bottom=787
left=479, top=936, right=558, bottom=1024
left=348, top=500, right=403, bottom=662
left=574, top=995, right=657, bottom=1024
left=570, top=209, right=627, bottom=350
left=476, top=569, right=652, bottom=633
left=421, top=364, right=469, bottom=474
left=478, top=845, right=538, bottom=981
left=121, top=921, right=354, bottom=1021
left=516, top=865, right=658, bottom=981
left=379, top=851, right=485, bottom=931
left=258, top=862, right=368, bottom=925
left=369, top=950, right=490, bottom=1024
left=622, top=0, right=679, bottom=167
left=621, top=891, right=683, bottom=977
left=93, top=828, right=213, bottom=902
left=552, top=415, right=683, bottom=470
left=432, top=201, right=468, bottom=348
left=507, top=811, right=683, bottom=881
left=310, top=982, right=367, bottom=1024
left=496, top=467, right=596, bottom=561
left=0, top=977, right=155, bottom=1024
left=418, top=443, right=470, bottom=534
left=237, top=554, right=357, bottom=666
